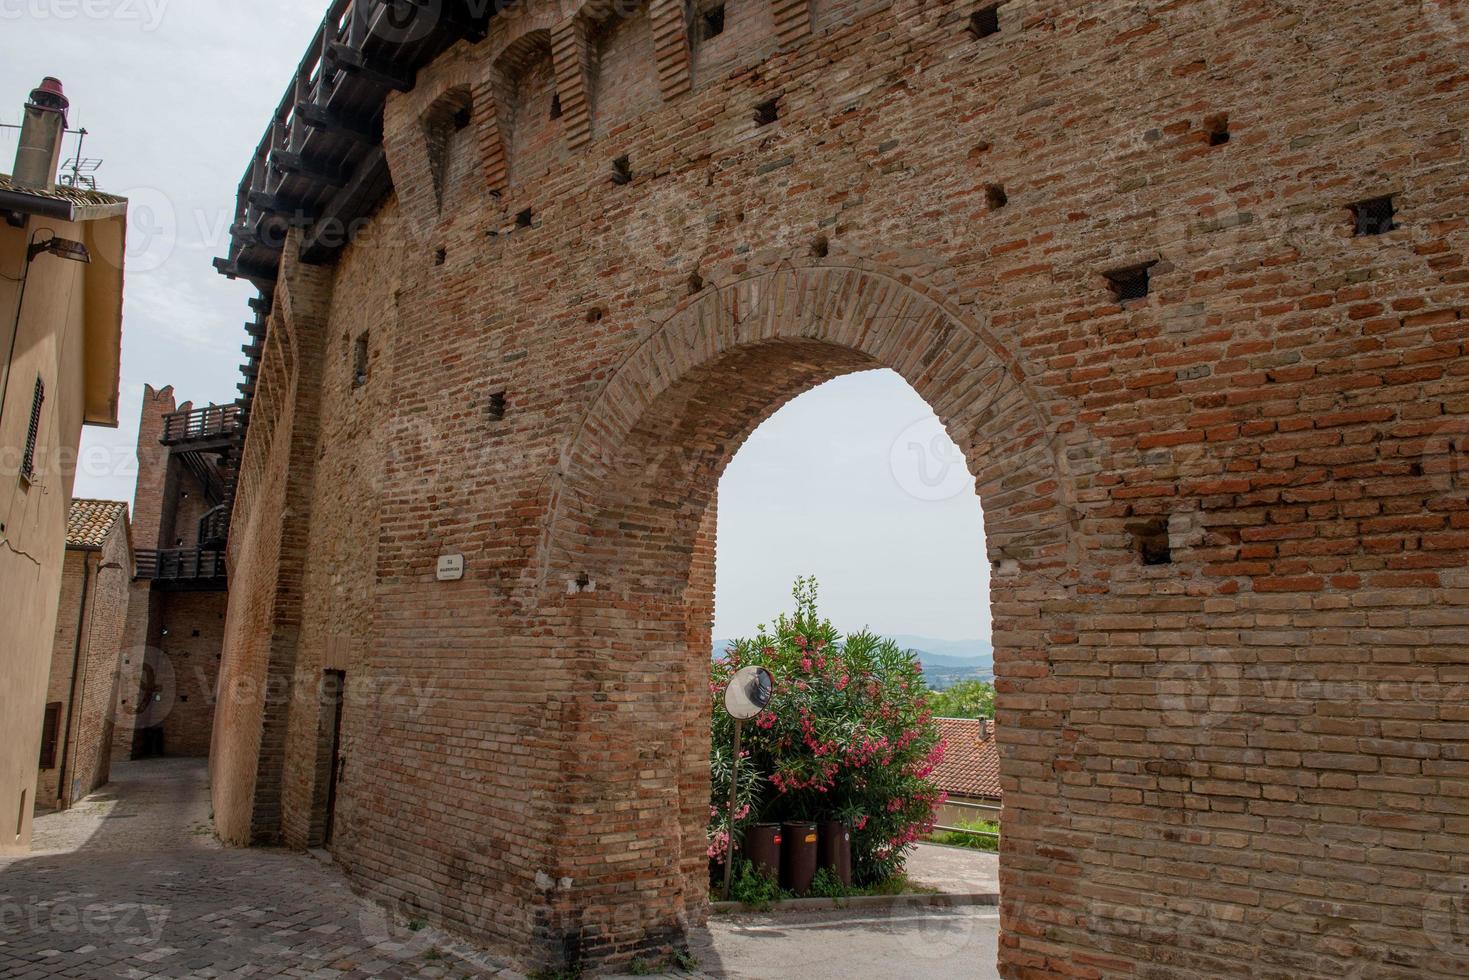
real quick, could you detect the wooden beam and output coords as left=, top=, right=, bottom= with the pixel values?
left=296, top=102, right=379, bottom=144
left=300, top=146, right=390, bottom=262
left=270, top=150, right=348, bottom=188
left=214, top=256, right=280, bottom=286
left=247, top=190, right=321, bottom=221
left=327, top=42, right=415, bottom=91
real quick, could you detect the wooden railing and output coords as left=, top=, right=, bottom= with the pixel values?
left=198, top=505, right=232, bottom=548
left=135, top=549, right=227, bottom=583
left=160, top=404, right=242, bottom=445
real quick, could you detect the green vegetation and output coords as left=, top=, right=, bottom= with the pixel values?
left=927, top=679, right=995, bottom=720
left=711, top=578, right=946, bottom=888
left=932, top=816, right=1000, bottom=852
left=723, top=857, right=934, bottom=908
left=726, top=859, right=788, bottom=910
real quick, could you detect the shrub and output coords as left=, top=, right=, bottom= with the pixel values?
left=928, top=679, right=996, bottom=720
left=709, top=578, right=947, bottom=887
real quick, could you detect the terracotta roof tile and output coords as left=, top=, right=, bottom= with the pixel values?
left=66, top=499, right=128, bottom=549
left=0, top=172, right=128, bottom=208
left=934, top=717, right=1001, bottom=800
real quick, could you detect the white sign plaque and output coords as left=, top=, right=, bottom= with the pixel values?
left=437, top=554, right=465, bottom=581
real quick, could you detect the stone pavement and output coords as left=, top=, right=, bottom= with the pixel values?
left=695, top=905, right=998, bottom=980
left=2, top=760, right=517, bottom=979
left=3, top=760, right=998, bottom=978
left=905, top=843, right=1000, bottom=896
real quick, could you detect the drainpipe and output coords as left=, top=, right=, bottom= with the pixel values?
left=54, top=552, right=95, bottom=809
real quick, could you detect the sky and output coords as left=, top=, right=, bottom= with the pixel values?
left=2, top=3, right=991, bottom=644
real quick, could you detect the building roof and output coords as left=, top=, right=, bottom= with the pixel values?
left=0, top=172, right=128, bottom=221
left=66, top=499, right=128, bottom=550
left=934, top=718, right=1001, bottom=800
left=0, top=172, right=128, bottom=427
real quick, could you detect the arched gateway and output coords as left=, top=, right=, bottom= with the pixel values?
left=533, top=257, right=1072, bottom=952
left=211, top=0, right=1468, bottom=976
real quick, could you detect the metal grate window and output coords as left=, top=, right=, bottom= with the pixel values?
left=700, top=4, right=725, bottom=40
left=352, top=333, right=369, bottom=388
left=1351, top=195, right=1397, bottom=237
left=39, top=702, right=61, bottom=769
left=969, top=4, right=1001, bottom=39
left=21, top=376, right=44, bottom=483
left=1105, top=263, right=1156, bottom=304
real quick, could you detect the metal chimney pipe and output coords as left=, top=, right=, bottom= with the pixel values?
left=13, top=77, right=70, bottom=192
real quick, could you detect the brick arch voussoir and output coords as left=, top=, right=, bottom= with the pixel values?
left=538, top=255, right=1080, bottom=590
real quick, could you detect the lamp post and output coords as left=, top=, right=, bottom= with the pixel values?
left=720, top=665, right=774, bottom=900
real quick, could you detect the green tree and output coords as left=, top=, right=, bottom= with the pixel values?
left=927, top=679, right=996, bottom=720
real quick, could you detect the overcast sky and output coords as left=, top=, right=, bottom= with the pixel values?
left=3, top=3, right=991, bottom=643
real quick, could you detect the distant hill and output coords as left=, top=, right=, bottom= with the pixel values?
left=711, top=634, right=993, bottom=690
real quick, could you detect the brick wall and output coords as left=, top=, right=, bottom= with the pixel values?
left=155, top=591, right=228, bottom=758
left=216, top=1, right=1469, bottom=975
left=39, top=523, right=130, bottom=808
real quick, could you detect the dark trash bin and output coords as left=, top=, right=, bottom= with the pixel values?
left=744, top=823, right=783, bottom=881
left=781, top=821, right=819, bottom=894
left=818, top=820, right=852, bottom=887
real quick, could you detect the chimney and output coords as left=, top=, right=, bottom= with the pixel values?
left=13, top=77, right=69, bottom=192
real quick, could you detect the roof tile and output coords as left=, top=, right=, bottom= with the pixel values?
left=934, top=717, right=1001, bottom=800
left=66, top=499, right=128, bottom=549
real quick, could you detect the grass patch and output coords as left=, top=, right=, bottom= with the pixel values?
left=720, top=859, right=935, bottom=907
left=931, top=817, right=1000, bottom=852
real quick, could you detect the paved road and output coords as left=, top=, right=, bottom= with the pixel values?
left=4, top=760, right=999, bottom=979
left=693, top=905, right=999, bottom=979
left=4, top=760, right=515, bottom=979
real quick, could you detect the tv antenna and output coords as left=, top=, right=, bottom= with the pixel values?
left=60, top=128, right=102, bottom=190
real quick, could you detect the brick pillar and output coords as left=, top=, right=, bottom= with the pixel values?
left=649, top=0, right=693, bottom=101
left=552, top=16, right=595, bottom=151
left=249, top=245, right=332, bottom=843
left=771, top=0, right=812, bottom=46
left=131, top=384, right=176, bottom=553
left=473, top=76, right=509, bottom=194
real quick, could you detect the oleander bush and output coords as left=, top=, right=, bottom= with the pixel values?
left=709, top=578, right=946, bottom=888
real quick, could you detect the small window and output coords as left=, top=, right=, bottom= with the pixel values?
left=488, top=391, right=508, bottom=422
left=969, top=4, right=1001, bottom=39
left=1105, top=262, right=1157, bottom=304
left=1204, top=112, right=1230, bottom=147
left=352, top=332, right=370, bottom=388
left=754, top=99, right=780, bottom=127
left=611, top=155, right=633, bottom=186
left=1129, top=518, right=1172, bottom=566
left=20, top=376, right=43, bottom=484
left=1351, top=195, right=1397, bottom=237
left=549, top=91, right=563, bottom=120
left=700, top=3, right=725, bottom=40
left=39, top=702, right=62, bottom=770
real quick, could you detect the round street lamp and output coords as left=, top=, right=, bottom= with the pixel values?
left=721, top=666, right=775, bottom=900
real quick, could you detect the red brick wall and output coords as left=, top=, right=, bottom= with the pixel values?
left=216, top=1, right=1469, bottom=975
left=155, top=591, right=228, bottom=758
left=131, top=385, right=176, bottom=554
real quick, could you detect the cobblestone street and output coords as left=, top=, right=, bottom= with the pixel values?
left=2, top=760, right=516, bottom=979
left=2, top=761, right=996, bottom=978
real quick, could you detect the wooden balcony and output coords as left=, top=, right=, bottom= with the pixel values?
left=135, top=549, right=228, bottom=590
left=160, top=405, right=242, bottom=450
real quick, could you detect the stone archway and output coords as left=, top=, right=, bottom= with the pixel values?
left=532, top=255, right=1079, bottom=964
